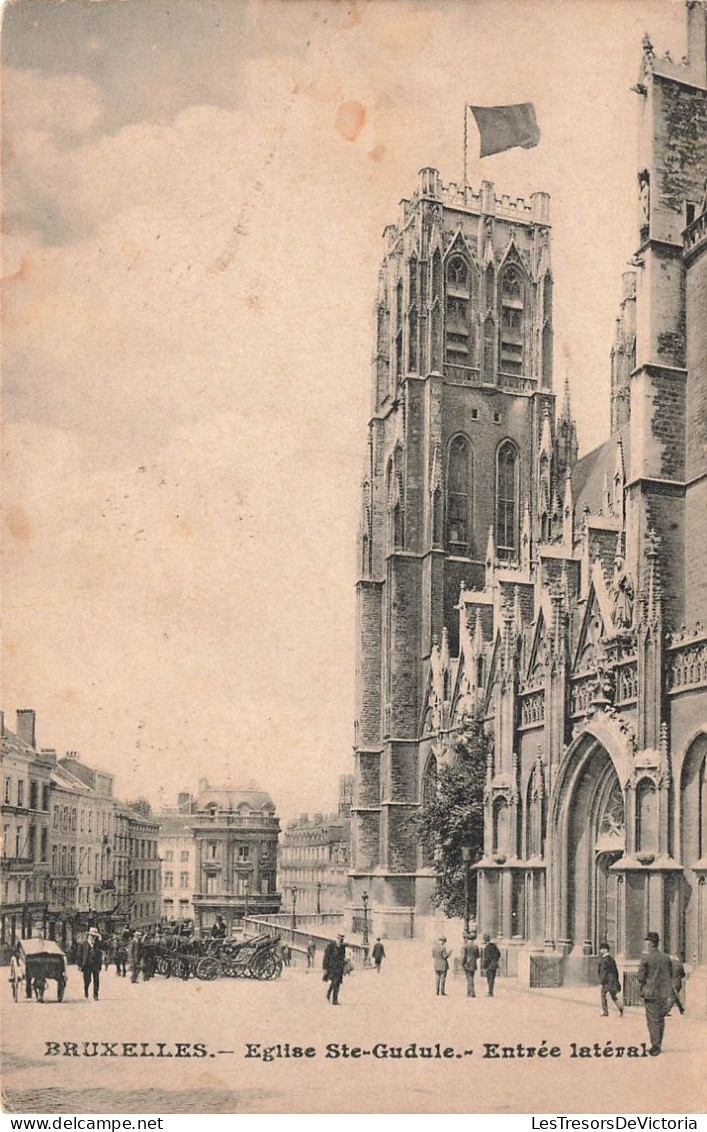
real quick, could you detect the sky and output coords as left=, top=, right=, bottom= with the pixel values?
left=1, top=0, right=689, bottom=822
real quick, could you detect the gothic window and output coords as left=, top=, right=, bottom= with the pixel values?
left=395, top=277, right=404, bottom=380
left=408, top=307, right=418, bottom=372
left=447, top=434, right=472, bottom=552
left=430, top=250, right=443, bottom=372
left=496, top=441, right=519, bottom=559
left=680, top=737, right=707, bottom=864
left=483, top=316, right=495, bottom=382
left=421, top=756, right=438, bottom=866
left=445, top=254, right=472, bottom=364
left=376, top=304, right=388, bottom=358
left=499, top=266, right=525, bottom=376
left=542, top=323, right=553, bottom=387
left=387, top=458, right=404, bottom=551
left=409, top=256, right=418, bottom=308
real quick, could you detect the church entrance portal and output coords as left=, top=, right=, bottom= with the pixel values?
left=560, top=742, right=625, bottom=956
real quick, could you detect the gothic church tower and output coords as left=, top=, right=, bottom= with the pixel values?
left=351, top=169, right=573, bottom=935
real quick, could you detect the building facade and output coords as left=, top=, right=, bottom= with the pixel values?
left=122, top=800, right=161, bottom=929
left=279, top=809, right=351, bottom=915
left=0, top=710, right=53, bottom=951
left=159, top=811, right=196, bottom=922
left=351, top=1, right=707, bottom=1010
left=190, top=783, right=281, bottom=934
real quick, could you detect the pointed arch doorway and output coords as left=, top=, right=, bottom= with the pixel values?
left=557, top=741, right=625, bottom=955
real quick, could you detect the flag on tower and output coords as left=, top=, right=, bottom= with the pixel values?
left=468, top=103, right=541, bottom=157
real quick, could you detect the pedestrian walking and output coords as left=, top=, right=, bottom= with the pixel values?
left=322, top=933, right=347, bottom=1005
left=102, top=938, right=112, bottom=972
left=637, top=931, right=674, bottom=1055
left=461, top=932, right=480, bottom=998
left=306, top=938, right=316, bottom=970
left=128, top=930, right=144, bottom=984
left=372, top=937, right=386, bottom=973
left=598, top=942, right=624, bottom=1016
left=480, top=933, right=501, bottom=997
left=77, top=927, right=103, bottom=1001
left=114, top=938, right=128, bottom=978
left=668, top=953, right=686, bottom=1015
left=432, top=936, right=452, bottom=996
left=281, top=943, right=292, bottom=967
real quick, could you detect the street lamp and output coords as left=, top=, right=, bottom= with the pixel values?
left=316, top=881, right=322, bottom=916
left=461, top=844, right=472, bottom=935
left=361, top=890, right=370, bottom=949
left=243, top=877, right=250, bottom=923
left=290, top=886, right=298, bottom=929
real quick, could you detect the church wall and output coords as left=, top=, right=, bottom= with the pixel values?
left=649, top=75, right=707, bottom=248
left=684, top=479, right=707, bottom=623
left=355, top=581, right=383, bottom=747
left=387, top=556, right=422, bottom=738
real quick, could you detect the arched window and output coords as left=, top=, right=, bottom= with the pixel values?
left=542, top=322, right=553, bottom=387
left=447, top=435, right=472, bottom=552
left=430, top=250, right=444, bottom=372
left=408, top=307, right=418, bottom=372
left=432, top=485, right=443, bottom=548
left=543, top=272, right=552, bottom=321
left=395, top=277, right=404, bottom=380
left=387, top=458, right=404, bottom=551
left=496, top=441, right=518, bottom=559
left=499, top=265, right=524, bottom=376
left=421, top=755, right=438, bottom=866
left=445, top=254, right=472, bottom=363
left=485, top=263, right=495, bottom=307
left=483, top=316, right=495, bottom=382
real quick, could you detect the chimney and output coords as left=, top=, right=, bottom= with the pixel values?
left=16, top=709, right=36, bottom=749
left=41, top=748, right=58, bottom=767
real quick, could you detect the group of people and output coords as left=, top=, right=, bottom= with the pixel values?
left=74, top=924, right=165, bottom=999
left=433, top=932, right=500, bottom=997
left=600, top=932, right=686, bottom=1055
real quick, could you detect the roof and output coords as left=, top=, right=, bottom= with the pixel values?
left=1, top=725, right=36, bottom=760
left=158, top=814, right=195, bottom=837
left=572, top=425, right=631, bottom=520
left=17, top=938, right=65, bottom=957
left=115, top=802, right=160, bottom=828
left=196, top=787, right=276, bottom=812
left=50, top=765, right=93, bottom=795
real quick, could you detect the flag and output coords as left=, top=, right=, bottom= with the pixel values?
left=468, top=103, right=540, bottom=158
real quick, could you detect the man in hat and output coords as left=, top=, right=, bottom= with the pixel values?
left=322, top=933, right=347, bottom=1005
left=637, top=931, right=674, bottom=1054
left=371, top=937, right=386, bottom=974
left=77, top=928, right=103, bottom=1000
left=481, top=933, right=501, bottom=997
left=432, top=936, right=452, bottom=996
left=128, top=930, right=144, bottom=984
left=461, top=932, right=480, bottom=998
left=598, top=941, right=624, bottom=1016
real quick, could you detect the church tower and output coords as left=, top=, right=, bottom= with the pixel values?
left=351, top=168, right=570, bottom=936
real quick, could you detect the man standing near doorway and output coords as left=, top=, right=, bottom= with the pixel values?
left=637, top=931, right=674, bottom=1054
left=598, top=941, right=624, bottom=1016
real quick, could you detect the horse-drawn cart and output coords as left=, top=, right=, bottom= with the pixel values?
left=9, top=939, right=68, bottom=1002
left=147, top=931, right=282, bottom=981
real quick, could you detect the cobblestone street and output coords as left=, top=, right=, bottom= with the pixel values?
left=3, top=942, right=705, bottom=1114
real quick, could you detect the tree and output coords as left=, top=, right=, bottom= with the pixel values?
left=414, top=707, right=489, bottom=919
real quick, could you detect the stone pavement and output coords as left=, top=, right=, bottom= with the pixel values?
left=2, top=941, right=704, bottom=1115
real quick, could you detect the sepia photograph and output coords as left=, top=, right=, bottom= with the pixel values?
left=1, top=0, right=706, bottom=1117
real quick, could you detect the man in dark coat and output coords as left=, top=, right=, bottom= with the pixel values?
left=461, top=932, right=480, bottom=998
left=322, top=933, right=347, bottom=1004
left=598, top=941, right=623, bottom=1016
left=77, top=928, right=103, bottom=1000
left=371, top=938, right=386, bottom=973
left=432, top=936, right=452, bottom=996
left=211, top=915, right=227, bottom=941
left=668, top=953, right=686, bottom=1016
left=481, top=933, right=501, bottom=997
left=637, top=931, right=673, bottom=1054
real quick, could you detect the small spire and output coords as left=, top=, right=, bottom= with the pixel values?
left=560, top=374, right=572, bottom=422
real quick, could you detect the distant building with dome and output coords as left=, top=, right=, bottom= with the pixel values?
left=189, top=779, right=282, bottom=935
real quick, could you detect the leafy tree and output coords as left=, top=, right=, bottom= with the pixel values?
left=414, top=708, right=489, bottom=919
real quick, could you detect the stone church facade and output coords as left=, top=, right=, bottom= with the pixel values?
left=350, top=3, right=707, bottom=1007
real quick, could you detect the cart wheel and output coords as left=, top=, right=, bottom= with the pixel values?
left=195, top=956, right=222, bottom=981
left=252, top=953, right=280, bottom=981
left=57, top=976, right=66, bottom=1002
left=172, top=957, right=187, bottom=979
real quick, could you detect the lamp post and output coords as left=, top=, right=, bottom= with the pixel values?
left=243, top=877, right=250, bottom=924
left=461, top=844, right=472, bottom=935
left=361, top=890, right=370, bottom=949
left=316, top=881, right=322, bottom=916
left=290, top=886, right=298, bottom=929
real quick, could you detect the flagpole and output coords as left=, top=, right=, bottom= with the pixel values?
left=463, top=104, right=468, bottom=187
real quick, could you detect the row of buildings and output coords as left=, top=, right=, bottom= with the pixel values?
left=2, top=705, right=355, bottom=948
left=348, top=0, right=707, bottom=1010
left=1, top=709, right=160, bottom=954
